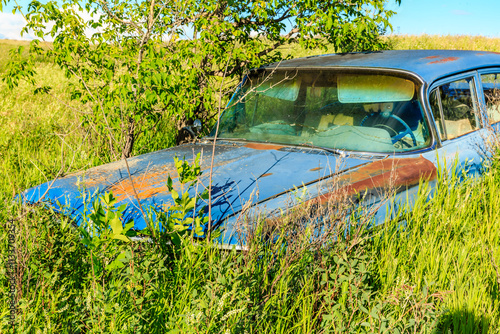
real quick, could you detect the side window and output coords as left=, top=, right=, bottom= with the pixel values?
left=429, top=89, right=445, bottom=140
left=429, top=77, right=480, bottom=140
left=480, top=73, right=500, bottom=124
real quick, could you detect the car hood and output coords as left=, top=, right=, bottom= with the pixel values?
left=21, top=141, right=372, bottom=234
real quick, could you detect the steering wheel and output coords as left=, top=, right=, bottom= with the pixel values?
left=317, top=101, right=342, bottom=113
left=361, top=112, right=417, bottom=146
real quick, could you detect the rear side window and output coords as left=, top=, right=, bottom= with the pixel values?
left=480, top=73, right=500, bottom=124
left=429, top=77, right=480, bottom=140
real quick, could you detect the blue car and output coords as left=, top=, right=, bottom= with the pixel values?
left=22, top=50, right=500, bottom=245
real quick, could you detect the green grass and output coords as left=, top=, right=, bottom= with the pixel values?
left=388, top=34, right=500, bottom=51
left=369, top=164, right=500, bottom=332
left=3, top=35, right=500, bottom=332
left=0, top=40, right=30, bottom=70
left=0, top=61, right=91, bottom=202
left=280, top=34, right=500, bottom=59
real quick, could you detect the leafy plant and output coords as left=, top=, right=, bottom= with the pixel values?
left=2, top=0, right=400, bottom=158
left=79, top=191, right=135, bottom=274
left=154, top=153, right=209, bottom=246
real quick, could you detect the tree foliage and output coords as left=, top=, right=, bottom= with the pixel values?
left=2, top=0, right=400, bottom=158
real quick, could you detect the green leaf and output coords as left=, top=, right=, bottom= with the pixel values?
left=112, top=234, right=130, bottom=242
left=369, top=310, right=379, bottom=320
left=106, top=252, right=127, bottom=271
left=171, top=189, right=179, bottom=201
left=124, top=221, right=135, bottom=232
left=109, top=215, right=123, bottom=235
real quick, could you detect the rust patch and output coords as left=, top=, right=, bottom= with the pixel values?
left=81, top=156, right=245, bottom=202
left=428, top=57, right=459, bottom=64
left=476, top=51, right=500, bottom=56
left=80, top=172, right=112, bottom=189
left=244, top=143, right=284, bottom=150
left=260, top=173, right=273, bottom=178
left=310, top=167, right=322, bottom=171
left=313, top=156, right=437, bottom=205
left=422, top=55, right=440, bottom=59
left=110, top=170, right=173, bottom=202
left=82, top=165, right=178, bottom=190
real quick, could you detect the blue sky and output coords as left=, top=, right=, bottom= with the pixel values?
left=1, top=0, right=499, bottom=40
left=387, top=0, right=500, bottom=36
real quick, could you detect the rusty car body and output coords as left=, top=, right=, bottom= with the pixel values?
left=21, top=50, right=500, bottom=245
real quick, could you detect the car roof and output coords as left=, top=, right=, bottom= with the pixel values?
left=260, top=50, right=500, bottom=84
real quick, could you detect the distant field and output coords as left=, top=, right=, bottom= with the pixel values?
left=282, top=34, right=500, bottom=58
left=0, top=39, right=53, bottom=70
left=3, top=34, right=500, bottom=68
left=389, top=34, right=500, bottom=52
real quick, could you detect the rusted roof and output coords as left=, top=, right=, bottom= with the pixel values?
left=260, top=50, right=500, bottom=84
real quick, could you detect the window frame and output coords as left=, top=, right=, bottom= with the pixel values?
left=477, top=68, right=500, bottom=126
left=429, top=87, right=447, bottom=141
left=427, top=71, right=483, bottom=144
left=215, top=67, right=436, bottom=155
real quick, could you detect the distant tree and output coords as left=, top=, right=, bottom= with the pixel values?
left=1, top=0, right=400, bottom=158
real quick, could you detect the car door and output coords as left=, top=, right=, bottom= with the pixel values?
left=425, top=71, right=489, bottom=176
left=477, top=69, right=500, bottom=133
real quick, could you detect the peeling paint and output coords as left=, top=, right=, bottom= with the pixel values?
left=428, top=57, right=459, bottom=65
left=313, top=156, right=437, bottom=204
left=260, top=173, right=273, bottom=178
left=244, top=143, right=284, bottom=150
left=110, top=170, right=173, bottom=202
left=476, top=51, right=500, bottom=56
left=79, top=152, right=245, bottom=201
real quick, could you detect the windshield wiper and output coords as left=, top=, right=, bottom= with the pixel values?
left=204, top=136, right=249, bottom=141
left=202, top=137, right=252, bottom=144
left=203, top=137, right=346, bottom=156
left=294, top=143, right=346, bottom=157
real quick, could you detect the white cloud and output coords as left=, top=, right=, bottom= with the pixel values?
left=0, top=7, right=99, bottom=42
left=0, top=12, right=34, bottom=40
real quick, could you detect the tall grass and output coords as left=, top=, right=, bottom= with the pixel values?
left=6, top=154, right=500, bottom=332
left=3, top=36, right=500, bottom=332
left=0, top=62, right=90, bottom=203
left=0, top=192, right=438, bottom=333
left=369, top=161, right=500, bottom=332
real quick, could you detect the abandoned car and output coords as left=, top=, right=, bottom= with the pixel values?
left=22, top=50, right=500, bottom=245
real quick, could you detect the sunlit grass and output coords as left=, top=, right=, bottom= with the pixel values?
left=369, top=162, right=500, bottom=332
left=3, top=35, right=500, bottom=332
left=280, top=34, right=500, bottom=59
left=388, top=34, right=500, bottom=51
left=0, top=62, right=90, bottom=202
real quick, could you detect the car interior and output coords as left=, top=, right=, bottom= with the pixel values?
left=217, top=70, right=431, bottom=153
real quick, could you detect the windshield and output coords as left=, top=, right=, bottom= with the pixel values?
left=211, top=69, right=431, bottom=153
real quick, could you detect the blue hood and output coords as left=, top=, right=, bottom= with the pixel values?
left=21, top=141, right=371, bottom=234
